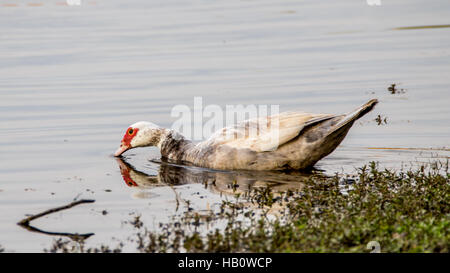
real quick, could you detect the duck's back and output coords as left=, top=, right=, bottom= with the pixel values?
left=202, top=111, right=334, bottom=151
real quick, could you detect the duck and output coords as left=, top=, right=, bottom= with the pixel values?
left=114, top=99, right=378, bottom=171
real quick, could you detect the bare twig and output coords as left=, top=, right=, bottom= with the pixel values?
left=17, top=199, right=95, bottom=241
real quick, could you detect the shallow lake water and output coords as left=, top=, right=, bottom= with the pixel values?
left=0, top=0, right=449, bottom=252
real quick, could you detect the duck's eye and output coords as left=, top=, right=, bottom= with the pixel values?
left=128, top=128, right=134, bottom=135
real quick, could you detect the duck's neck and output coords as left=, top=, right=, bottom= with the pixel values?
left=156, top=129, right=193, bottom=161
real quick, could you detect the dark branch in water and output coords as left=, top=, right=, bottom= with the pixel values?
left=17, top=199, right=95, bottom=241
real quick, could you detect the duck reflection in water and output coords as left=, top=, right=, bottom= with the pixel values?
left=115, top=157, right=324, bottom=198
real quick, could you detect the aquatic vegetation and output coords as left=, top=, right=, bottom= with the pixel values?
left=45, top=162, right=449, bottom=253
left=45, top=238, right=123, bottom=253
left=388, top=83, right=406, bottom=94
left=393, top=24, right=450, bottom=31
left=375, top=114, right=388, bottom=125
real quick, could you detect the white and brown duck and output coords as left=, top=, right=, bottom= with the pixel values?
left=114, top=99, right=378, bottom=171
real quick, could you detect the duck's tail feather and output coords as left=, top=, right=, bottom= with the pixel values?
left=325, top=99, right=378, bottom=137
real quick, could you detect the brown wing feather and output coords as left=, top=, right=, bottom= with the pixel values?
left=203, top=111, right=334, bottom=152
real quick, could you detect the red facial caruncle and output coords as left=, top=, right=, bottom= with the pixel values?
left=116, top=158, right=138, bottom=187
left=119, top=164, right=138, bottom=187
left=114, top=127, right=139, bottom=156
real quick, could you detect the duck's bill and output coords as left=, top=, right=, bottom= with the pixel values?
left=114, top=145, right=129, bottom=157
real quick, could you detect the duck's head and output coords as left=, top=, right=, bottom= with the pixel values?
left=114, top=121, right=162, bottom=156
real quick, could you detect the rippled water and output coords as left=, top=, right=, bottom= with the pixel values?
left=0, top=0, right=449, bottom=252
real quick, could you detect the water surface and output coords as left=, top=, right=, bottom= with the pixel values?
left=0, top=0, right=449, bottom=252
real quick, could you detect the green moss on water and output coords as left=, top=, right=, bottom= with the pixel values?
left=46, top=162, right=450, bottom=253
